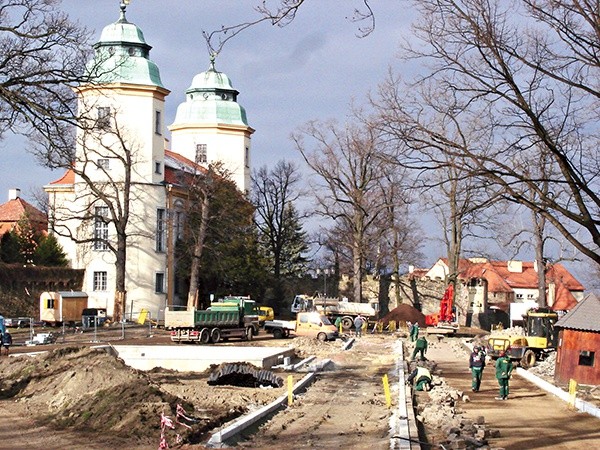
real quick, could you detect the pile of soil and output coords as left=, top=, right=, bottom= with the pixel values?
left=0, top=346, right=287, bottom=448
left=380, top=303, right=426, bottom=327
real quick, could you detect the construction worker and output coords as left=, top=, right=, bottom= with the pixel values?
left=334, top=316, right=342, bottom=333
left=409, top=322, right=419, bottom=342
left=2, top=331, right=12, bottom=356
left=406, top=363, right=433, bottom=391
left=354, top=315, right=365, bottom=337
left=495, top=350, right=513, bottom=400
left=469, top=345, right=486, bottom=392
left=412, top=336, right=428, bottom=361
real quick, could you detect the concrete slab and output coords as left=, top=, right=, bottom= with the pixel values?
left=110, top=345, right=295, bottom=372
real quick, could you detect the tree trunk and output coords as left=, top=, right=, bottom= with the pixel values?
left=188, top=194, right=210, bottom=310
left=533, top=211, right=547, bottom=308
left=113, top=235, right=127, bottom=322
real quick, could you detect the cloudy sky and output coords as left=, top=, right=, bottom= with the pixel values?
left=1, top=0, right=593, bottom=284
left=0, top=0, right=410, bottom=204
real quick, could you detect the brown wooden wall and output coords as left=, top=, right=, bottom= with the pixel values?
left=555, top=329, right=600, bottom=385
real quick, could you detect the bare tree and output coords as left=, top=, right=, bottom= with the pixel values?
left=384, top=0, right=600, bottom=267
left=47, top=112, right=144, bottom=322
left=293, top=119, right=392, bottom=302
left=0, top=0, right=92, bottom=145
left=203, top=0, right=375, bottom=56
left=252, top=160, right=309, bottom=308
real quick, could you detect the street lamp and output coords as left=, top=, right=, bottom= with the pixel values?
left=317, top=268, right=331, bottom=297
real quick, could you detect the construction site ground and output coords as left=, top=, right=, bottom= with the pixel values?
left=0, top=326, right=598, bottom=449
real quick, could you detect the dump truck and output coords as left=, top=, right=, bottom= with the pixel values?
left=39, top=291, right=89, bottom=326
left=264, top=312, right=339, bottom=341
left=290, top=294, right=378, bottom=331
left=165, top=302, right=259, bottom=344
left=487, top=307, right=559, bottom=368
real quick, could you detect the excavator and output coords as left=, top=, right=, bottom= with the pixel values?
left=487, top=307, right=559, bottom=368
left=425, top=284, right=457, bottom=327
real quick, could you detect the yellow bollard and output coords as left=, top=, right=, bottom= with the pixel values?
left=389, top=320, right=396, bottom=332
left=288, top=375, right=294, bottom=406
left=382, top=374, right=392, bottom=408
left=568, top=378, right=577, bottom=410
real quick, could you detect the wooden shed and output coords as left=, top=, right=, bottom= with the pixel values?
left=40, top=291, right=88, bottom=325
left=554, top=294, right=600, bottom=385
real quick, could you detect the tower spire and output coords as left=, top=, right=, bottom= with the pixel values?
left=118, top=0, right=130, bottom=23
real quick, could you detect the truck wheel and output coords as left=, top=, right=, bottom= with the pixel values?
left=200, top=328, right=210, bottom=344
left=521, top=349, right=536, bottom=368
left=341, top=317, right=354, bottom=331
left=210, top=328, right=221, bottom=343
left=273, top=328, right=283, bottom=339
left=317, top=332, right=327, bottom=342
left=246, top=327, right=254, bottom=341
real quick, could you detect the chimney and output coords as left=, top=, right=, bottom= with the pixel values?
left=8, top=188, right=20, bottom=201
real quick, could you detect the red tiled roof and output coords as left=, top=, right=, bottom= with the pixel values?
left=448, top=257, right=584, bottom=311
left=551, top=281, right=578, bottom=311
left=48, top=169, right=75, bottom=185
left=0, top=197, right=47, bottom=235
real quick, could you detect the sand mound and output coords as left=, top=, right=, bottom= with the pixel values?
left=381, top=303, right=426, bottom=327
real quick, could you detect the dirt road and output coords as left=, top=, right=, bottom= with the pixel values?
left=0, top=331, right=598, bottom=449
left=237, top=335, right=401, bottom=449
left=426, top=340, right=600, bottom=449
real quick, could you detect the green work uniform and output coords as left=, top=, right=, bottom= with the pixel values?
left=412, top=337, right=428, bottom=361
left=495, top=355, right=513, bottom=399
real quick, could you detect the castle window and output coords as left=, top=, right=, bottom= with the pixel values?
left=155, top=161, right=162, bottom=174
left=93, top=206, right=109, bottom=251
left=196, top=144, right=207, bottom=163
left=156, top=208, right=166, bottom=252
left=97, top=106, right=110, bottom=129
left=155, top=272, right=165, bottom=293
left=245, top=147, right=250, bottom=168
left=97, top=158, right=109, bottom=170
left=155, top=110, right=161, bottom=135
left=93, top=271, right=107, bottom=291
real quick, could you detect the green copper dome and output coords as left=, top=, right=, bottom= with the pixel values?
left=172, top=60, right=248, bottom=127
left=86, top=4, right=164, bottom=88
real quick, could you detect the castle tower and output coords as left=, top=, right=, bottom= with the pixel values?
left=169, top=56, right=254, bottom=194
left=46, top=3, right=170, bottom=318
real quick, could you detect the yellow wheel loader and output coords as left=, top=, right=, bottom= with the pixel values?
left=487, top=308, right=559, bottom=368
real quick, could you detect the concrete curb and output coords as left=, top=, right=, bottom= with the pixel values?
left=206, top=371, right=317, bottom=447
left=390, top=339, right=418, bottom=449
left=342, top=337, right=355, bottom=350
left=516, top=367, right=600, bottom=418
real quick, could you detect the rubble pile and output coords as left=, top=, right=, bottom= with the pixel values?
left=528, top=352, right=556, bottom=381
left=491, top=326, right=524, bottom=336
left=287, top=336, right=341, bottom=358
left=416, top=379, right=500, bottom=449
left=381, top=304, right=426, bottom=327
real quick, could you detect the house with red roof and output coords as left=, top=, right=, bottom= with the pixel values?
left=0, top=188, right=47, bottom=237
left=426, top=257, right=584, bottom=328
